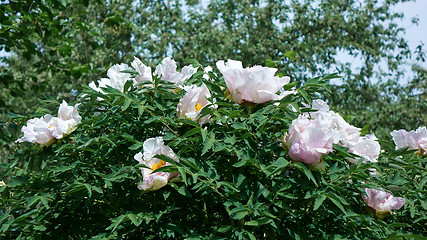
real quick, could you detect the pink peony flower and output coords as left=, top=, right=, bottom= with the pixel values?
left=286, top=99, right=382, bottom=166
left=285, top=116, right=335, bottom=165
left=134, top=137, right=179, bottom=191
left=304, top=99, right=381, bottom=164
left=216, top=59, right=291, bottom=104
left=363, top=188, right=405, bottom=216
left=390, top=126, right=427, bottom=156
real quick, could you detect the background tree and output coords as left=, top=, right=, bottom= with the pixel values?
left=1, top=0, right=426, bottom=158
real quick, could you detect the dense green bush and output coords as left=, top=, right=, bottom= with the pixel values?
left=0, top=58, right=426, bottom=239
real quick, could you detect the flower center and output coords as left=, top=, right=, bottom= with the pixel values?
left=195, top=103, right=203, bottom=112
left=151, top=160, right=166, bottom=171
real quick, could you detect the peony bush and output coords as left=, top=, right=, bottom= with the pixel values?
left=1, top=57, right=426, bottom=239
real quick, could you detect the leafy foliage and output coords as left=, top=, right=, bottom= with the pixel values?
left=1, top=62, right=426, bottom=239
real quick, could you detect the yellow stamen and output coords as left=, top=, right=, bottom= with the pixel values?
left=151, top=160, right=166, bottom=171
left=195, top=103, right=203, bottom=112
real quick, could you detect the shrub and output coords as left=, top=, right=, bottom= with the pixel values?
left=1, top=58, right=426, bottom=239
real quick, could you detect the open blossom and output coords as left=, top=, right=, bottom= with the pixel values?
left=16, top=115, right=55, bottom=146
left=363, top=188, right=405, bottom=217
left=302, top=99, right=330, bottom=117
left=89, top=63, right=132, bottom=93
left=390, top=126, right=427, bottom=156
left=307, top=100, right=380, bottom=162
left=285, top=116, right=335, bottom=165
left=134, top=137, right=179, bottom=191
left=52, top=101, right=82, bottom=138
left=314, top=111, right=360, bottom=144
left=177, top=83, right=215, bottom=125
left=203, top=66, right=215, bottom=81
left=346, top=134, right=381, bottom=163
left=89, top=57, right=154, bottom=96
left=131, top=57, right=152, bottom=85
left=286, top=99, right=381, bottom=165
left=154, top=57, right=198, bottom=86
left=304, top=100, right=360, bottom=142
left=16, top=101, right=81, bottom=146
left=216, top=59, right=291, bottom=104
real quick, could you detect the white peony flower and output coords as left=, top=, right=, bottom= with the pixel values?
left=16, top=115, right=56, bottom=146
left=106, top=63, right=132, bottom=91
left=16, top=101, right=82, bottom=145
left=52, top=101, right=82, bottom=139
left=134, top=137, right=179, bottom=191
left=306, top=99, right=330, bottom=114
left=314, top=111, right=361, bottom=145
left=177, top=83, right=215, bottom=126
left=390, top=126, right=427, bottom=156
left=346, top=134, right=381, bottom=163
left=216, top=59, right=291, bottom=104
left=131, top=57, right=152, bottom=85
left=89, top=63, right=132, bottom=93
left=154, top=57, right=198, bottom=86
left=203, top=66, right=215, bottom=81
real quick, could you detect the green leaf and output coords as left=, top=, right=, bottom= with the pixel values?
left=245, top=218, right=272, bottom=227
left=202, top=136, right=215, bottom=156
left=265, top=59, right=278, bottom=67
left=106, top=215, right=126, bottom=231
left=185, top=58, right=202, bottom=68
left=182, top=127, right=201, bottom=138
left=53, top=165, right=74, bottom=172
left=175, top=185, right=192, bottom=197
left=177, top=166, right=187, bottom=184
left=217, top=225, right=232, bottom=233
left=284, top=50, right=296, bottom=60
left=26, top=196, right=39, bottom=207
left=327, top=193, right=346, bottom=214
left=313, top=194, right=326, bottom=210
left=33, top=225, right=47, bottom=231
left=229, top=207, right=250, bottom=220
left=39, top=196, right=49, bottom=209
left=138, top=105, right=145, bottom=116
left=297, top=89, right=311, bottom=104
left=274, top=157, right=289, bottom=169
left=233, top=160, right=247, bottom=168
left=151, top=165, right=178, bottom=174
left=129, top=142, right=143, bottom=150
left=123, top=80, right=134, bottom=93
left=282, top=81, right=298, bottom=91
left=127, top=214, right=141, bottom=226
left=294, top=162, right=317, bottom=186
left=122, top=98, right=132, bottom=111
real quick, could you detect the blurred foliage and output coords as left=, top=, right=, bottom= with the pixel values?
left=329, top=64, right=426, bottom=140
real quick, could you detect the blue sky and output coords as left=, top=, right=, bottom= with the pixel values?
left=394, top=0, right=427, bottom=60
